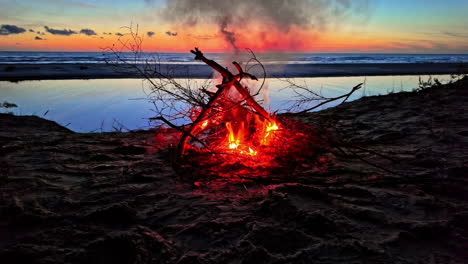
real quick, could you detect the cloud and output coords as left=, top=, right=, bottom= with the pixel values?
left=441, top=31, right=468, bottom=39
left=103, top=32, right=113, bottom=35
left=44, top=26, right=76, bottom=36
left=80, top=28, right=97, bottom=36
left=189, top=34, right=218, bottom=40
left=147, top=31, right=155, bottom=37
left=29, top=29, right=35, bottom=32
left=35, top=36, right=44, bottom=40
left=165, top=31, right=177, bottom=36
left=388, top=39, right=450, bottom=52
left=0, top=24, right=27, bottom=35
left=115, top=32, right=124, bottom=36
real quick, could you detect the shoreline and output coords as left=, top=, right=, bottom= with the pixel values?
left=1, top=62, right=467, bottom=81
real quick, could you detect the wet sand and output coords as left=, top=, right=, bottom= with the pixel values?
left=0, top=78, right=467, bottom=263
left=1, top=62, right=467, bottom=81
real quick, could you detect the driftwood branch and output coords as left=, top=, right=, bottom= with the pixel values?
left=294, top=83, right=363, bottom=114
left=152, top=116, right=214, bottom=152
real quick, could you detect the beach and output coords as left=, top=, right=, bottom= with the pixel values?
left=2, top=0, right=467, bottom=262
left=1, top=62, right=468, bottom=81
left=1, top=77, right=467, bottom=263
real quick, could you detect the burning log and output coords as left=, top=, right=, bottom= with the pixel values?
left=176, top=48, right=276, bottom=158
left=190, top=48, right=271, bottom=120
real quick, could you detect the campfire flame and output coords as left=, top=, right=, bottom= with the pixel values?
left=261, top=120, right=279, bottom=145
left=223, top=118, right=279, bottom=156
left=225, top=121, right=241, bottom=150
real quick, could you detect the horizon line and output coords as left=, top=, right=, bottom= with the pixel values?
left=0, top=50, right=467, bottom=55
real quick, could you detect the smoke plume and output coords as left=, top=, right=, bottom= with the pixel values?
left=159, top=0, right=369, bottom=51
left=219, top=16, right=238, bottom=53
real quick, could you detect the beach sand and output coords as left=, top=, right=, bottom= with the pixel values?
left=1, top=62, right=467, bottom=81
left=0, top=77, right=467, bottom=263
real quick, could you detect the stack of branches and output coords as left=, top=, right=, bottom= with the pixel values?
left=103, top=27, right=272, bottom=159
left=102, top=26, right=405, bottom=181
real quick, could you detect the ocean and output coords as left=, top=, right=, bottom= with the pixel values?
left=1, top=51, right=466, bottom=132
left=0, top=52, right=467, bottom=64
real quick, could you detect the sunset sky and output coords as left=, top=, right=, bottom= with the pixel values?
left=0, top=0, right=467, bottom=53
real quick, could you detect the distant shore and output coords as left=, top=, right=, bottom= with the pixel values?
left=1, top=62, right=467, bottom=81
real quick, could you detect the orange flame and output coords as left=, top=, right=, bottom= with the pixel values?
left=225, top=121, right=259, bottom=156
left=225, top=122, right=240, bottom=149
left=261, top=119, right=279, bottom=145
left=266, top=122, right=279, bottom=132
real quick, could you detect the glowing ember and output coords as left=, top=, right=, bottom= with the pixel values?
left=266, top=122, right=279, bottom=132
left=201, top=120, right=209, bottom=129
left=248, top=147, right=257, bottom=156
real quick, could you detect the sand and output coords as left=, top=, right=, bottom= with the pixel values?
left=1, top=62, right=467, bottom=81
left=0, top=78, right=467, bottom=263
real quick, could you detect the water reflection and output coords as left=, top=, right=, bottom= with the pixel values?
left=0, top=75, right=452, bottom=132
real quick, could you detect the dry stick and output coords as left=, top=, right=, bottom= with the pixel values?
left=244, top=49, right=268, bottom=98
left=104, top=42, right=190, bottom=104
left=108, top=50, right=209, bottom=125
left=154, top=116, right=214, bottom=152
left=191, top=48, right=271, bottom=120
left=176, top=81, right=227, bottom=157
left=282, top=78, right=325, bottom=100
left=295, top=83, right=363, bottom=114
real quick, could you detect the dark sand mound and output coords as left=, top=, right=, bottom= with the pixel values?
left=1, top=78, right=467, bottom=263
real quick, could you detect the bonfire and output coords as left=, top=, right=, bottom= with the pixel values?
left=153, top=48, right=321, bottom=178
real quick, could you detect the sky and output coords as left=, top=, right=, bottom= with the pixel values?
left=0, top=0, right=467, bottom=53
